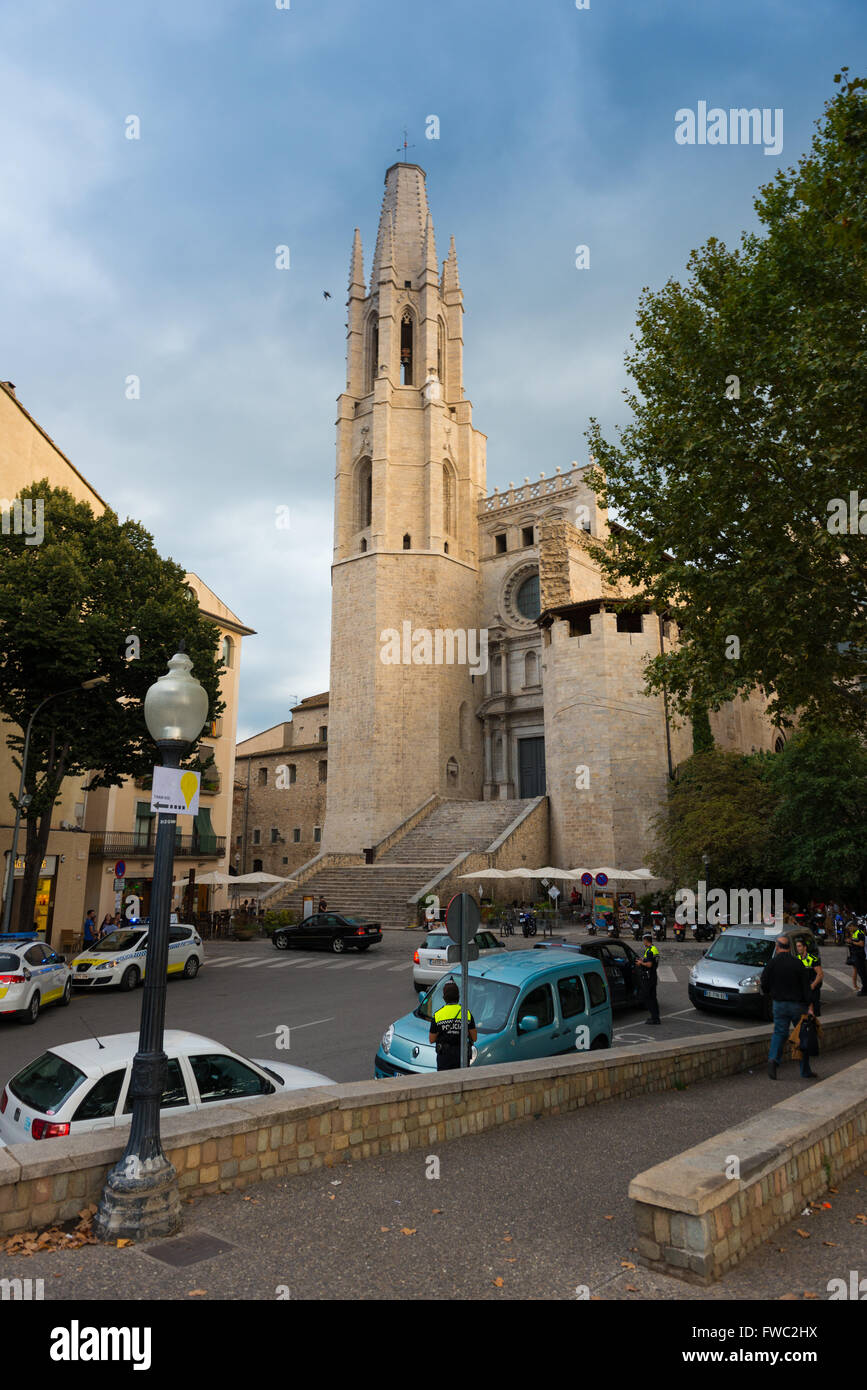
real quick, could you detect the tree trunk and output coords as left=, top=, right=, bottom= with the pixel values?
left=16, top=741, right=69, bottom=935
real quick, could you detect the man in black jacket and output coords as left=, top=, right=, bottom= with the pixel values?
left=761, top=935, right=816, bottom=1080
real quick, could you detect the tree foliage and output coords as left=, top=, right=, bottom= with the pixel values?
left=0, top=481, right=224, bottom=930
left=585, top=72, right=867, bottom=731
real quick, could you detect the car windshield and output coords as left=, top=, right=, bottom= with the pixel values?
left=90, top=931, right=146, bottom=953
left=9, top=1052, right=87, bottom=1115
left=704, top=936, right=775, bottom=967
left=423, top=934, right=449, bottom=950
left=416, top=973, right=518, bottom=1034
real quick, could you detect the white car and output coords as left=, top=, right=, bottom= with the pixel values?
left=0, top=938, right=71, bottom=1024
left=70, top=922, right=204, bottom=990
left=0, top=1030, right=335, bottom=1144
left=412, top=927, right=506, bottom=993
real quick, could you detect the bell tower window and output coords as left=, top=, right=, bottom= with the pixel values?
left=403, top=533, right=411, bottom=550
left=366, top=317, right=379, bottom=394
left=356, top=458, right=372, bottom=531
left=400, top=312, right=414, bottom=385
left=437, top=319, right=445, bottom=385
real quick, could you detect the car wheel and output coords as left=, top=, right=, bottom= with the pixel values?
left=331, top=936, right=346, bottom=954
left=356, top=942, right=371, bottom=952
left=183, top=955, right=199, bottom=979
left=22, top=992, right=40, bottom=1024
left=60, top=978, right=72, bottom=1006
left=120, top=965, right=140, bottom=991
left=273, top=932, right=288, bottom=951
left=589, top=1033, right=609, bottom=1050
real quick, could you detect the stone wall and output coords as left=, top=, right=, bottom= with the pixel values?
left=233, top=744, right=328, bottom=877
left=3, top=1010, right=866, bottom=1239
left=630, top=1057, right=867, bottom=1284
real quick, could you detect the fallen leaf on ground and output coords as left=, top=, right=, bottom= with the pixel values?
left=187, top=1290, right=207, bottom=1298
left=803, top=1292, right=819, bottom=1300
left=621, top=1261, right=636, bottom=1269
left=379, top=1227, right=390, bottom=1232
left=822, top=1241, right=838, bottom=1247
left=327, top=1194, right=336, bottom=1201
left=493, top=1277, right=504, bottom=1287
left=400, top=1227, right=417, bottom=1236
left=502, top=1236, right=512, bottom=1243
left=625, top=1285, right=639, bottom=1292
left=796, top=1230, right=811, bottom=1239
left=604, top=1215, right=614, bottom=1221
left=432, top=1209, right=443, bottom=1215
left=779, top=1292, right=798, bottom=1300
left=116, top=1239, right=133, bottom=1248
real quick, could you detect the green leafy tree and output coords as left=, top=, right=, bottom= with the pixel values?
left=761, top=729, right=867, bottom=903
left=0, top=481, right=224, bottom=932
left=586, top=72, right=867, bottom=731
left=649, top=749, right=778, bottom=891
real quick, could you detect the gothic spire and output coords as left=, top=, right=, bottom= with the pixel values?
left=348, top=228, right=364, bottom=294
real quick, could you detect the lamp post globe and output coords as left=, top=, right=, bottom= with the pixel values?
left=94, top=647, right=209, bottom=1242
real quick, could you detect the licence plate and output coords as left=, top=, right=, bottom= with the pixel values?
left=431, top=957, right=446, bottom=965
left=705, top=989, right=728, bottom=1000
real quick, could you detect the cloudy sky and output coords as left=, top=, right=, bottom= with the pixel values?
left=1, top=0, right=863, bottom=738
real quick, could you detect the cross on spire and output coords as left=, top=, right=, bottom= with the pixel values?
left=396, top=127, right=415, bottom=162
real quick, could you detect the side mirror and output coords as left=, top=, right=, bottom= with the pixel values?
left=518, top=1014, right=539, bottom=1033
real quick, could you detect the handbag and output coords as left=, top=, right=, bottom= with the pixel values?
left=798, top=1015, right=820, bottom=1057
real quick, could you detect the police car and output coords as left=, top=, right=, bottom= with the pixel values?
left=0, top=937, right=71, bottom=1024
left=70, top=919, right=204, bottom=991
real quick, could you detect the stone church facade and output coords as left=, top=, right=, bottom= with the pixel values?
left=305, top=162, right=781, bottom=872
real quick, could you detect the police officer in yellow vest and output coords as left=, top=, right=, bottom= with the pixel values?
left=847, top=921, right=867, bottom=996
left=428, top=980, right=477, bottom=1070
left=637, top=931, right=661, bottom=1025
left=794, top=937, right=824, bottom=1016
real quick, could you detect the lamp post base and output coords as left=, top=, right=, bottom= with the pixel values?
left=94, top=1154, right=181, bottom=1242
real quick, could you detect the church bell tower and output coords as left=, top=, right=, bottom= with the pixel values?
left=322, top=163, right=487, bottom=853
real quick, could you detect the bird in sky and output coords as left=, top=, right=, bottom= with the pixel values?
left=323, top=290, right=331, bottom=300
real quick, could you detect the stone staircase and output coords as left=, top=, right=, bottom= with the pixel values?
left=268, top=799, right=535, bottom=931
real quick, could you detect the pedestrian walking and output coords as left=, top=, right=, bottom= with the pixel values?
left=761, top=935, right=816, bottom=1079
left=637, top=930, right=661, bottom=1025
left=318, top=896, right=327, bottom=912
left=794, top=937, right=823, bottom=1016
left=846, top=918, right=867, bottom=995
left=428, top=979, right=477, bottom=1070
left=99, top=913, right=113, bottom=940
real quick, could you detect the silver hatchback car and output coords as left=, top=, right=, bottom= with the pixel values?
left=688, top=925, right=816, bottom=1020
left=412, top=927, right=506, bottom=992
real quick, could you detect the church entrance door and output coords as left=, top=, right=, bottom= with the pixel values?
left=518, top=737, right=546, bottom=797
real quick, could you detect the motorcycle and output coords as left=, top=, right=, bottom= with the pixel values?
left=833, top=914, right=846, bottom=947
left=673, top=918, right=686, bottom=942
left=584, top=916, right=597, bottom=936
left=628, top=910, right=644, bottom=941
left=650, top=910, right=667, bottom=942
left=604, top=913, right=618, bottom=938
left=811, top=911, right=827, bottom=946
left=520, top=911, right=537, bottom=938
left=692, top=921, right=716, bottom=943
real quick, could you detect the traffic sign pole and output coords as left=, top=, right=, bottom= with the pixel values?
left=445, top=892, right=480, bottom=1068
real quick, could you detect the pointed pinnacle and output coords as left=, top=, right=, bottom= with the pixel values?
left=379, top=212, right=396, bottom=279
left=422, top=212, right=438, bottom=276
left=349, top=228, right=364, bottom=292
left=442, top=235, right=461, bottom=295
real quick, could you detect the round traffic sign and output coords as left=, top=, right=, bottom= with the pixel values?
left=444, top=892, right=480, bottom=944
left=114, top=860, right=126, bottom=878
left=580, top=872, right=593, bottom=886
left=595, top=872, right=608, bottom=887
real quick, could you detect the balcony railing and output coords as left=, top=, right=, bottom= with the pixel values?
left=88, top=832, right=226, bottom=859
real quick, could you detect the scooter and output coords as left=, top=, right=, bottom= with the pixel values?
left=605, top=913, right=618, bottom=938
left=811, top=910, right=827, bottom=946
left=692, top=920, right=716, bottom=943
left=673, top=918, right=687, bottom=942
left=651, top=910, right=667, bottom=942
left=628, top=910, right=644, bottom=941
left=834, top=914, right=846, bottom=947
left=584, top=916, right=597, bottom=936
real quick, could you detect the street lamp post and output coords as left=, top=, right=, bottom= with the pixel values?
left=1, top=676, right=109, bottom=937
left=95, top=649, right=208, bottom=1241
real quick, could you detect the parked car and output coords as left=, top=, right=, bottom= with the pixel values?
left=0, top=1031, right=335, bottom=1144
left=375, top=948, right=613, bottom=1078
left=272, top=913, right=382, bottom=953
left=0, top=937, right=71, bottom=1024
left=688, top=926, right=817, bottom=1020
left=70, top=923, right=204, bottom=990
left=412, top=927, right=506, bottom=992
left=532, top=938, right=645, bottom=1009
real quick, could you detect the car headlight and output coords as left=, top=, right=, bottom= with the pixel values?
left=739, top=974, right=761, bottom=992
left=470, top=1045, right=478, bottom=1064
left=95, top=960, right=118, bottom=970
left=381, top=1025, right=394, bottom=1054
left=689, top=966, right=698, bottom=982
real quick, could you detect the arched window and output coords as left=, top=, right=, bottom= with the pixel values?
left=459, top=701, right=469, bottom=751
left=491, top=655, right=502, bottom=694
left=774, top=736, right=786, bottom=754
left=442, top=462, right=455, bottom=537
left=403, top=533, right=411, bottom=550
left=437, top=319, right=445, bottom=384
left=360, top=538, right=367, bottom=552
left=524, top=651, right=538, bottom=687
left=221, top=635, right=234, bottom=669
left=400, top=311, right=414, bottom=385
left=356, top=458, right=372, bottom=531
left=366, top=316, right=379, bottom=393
left=516, top=573, right=541, bottom=620
left=253, top=858, right=263, bottom=874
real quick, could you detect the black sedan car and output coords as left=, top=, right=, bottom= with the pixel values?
left=534, top=938, right=644, bottom=1009
left=271, top=912, right=382, bottom=954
